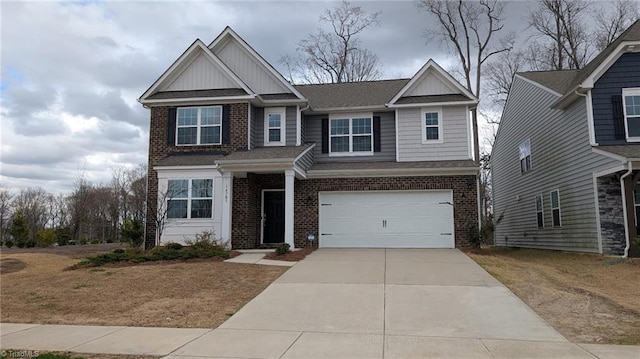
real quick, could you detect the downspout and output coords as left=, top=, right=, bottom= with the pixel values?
left=621, top=162, right=633, bottom=258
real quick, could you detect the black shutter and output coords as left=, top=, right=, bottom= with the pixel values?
left=167, top=107, right=177, bottom=146
left=612, top=95, right=625, bottom=140
left=321, top=118, right=329, bottom=153
left=222, top=105, right=231, bottom=144
left=373, top=116, right=381, bottom=152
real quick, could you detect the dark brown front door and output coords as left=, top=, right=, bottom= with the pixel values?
left=263, top=191, right=285, bottom=244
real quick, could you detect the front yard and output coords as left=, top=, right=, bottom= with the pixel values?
left=466, top=247, right=640, bottom=345
left=0, top=246, right=287, bottom=328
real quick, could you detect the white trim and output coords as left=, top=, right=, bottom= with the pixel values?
left=139, top=39, right=252, bottom=103
left=284, top=169, right=295, bottom=250
left=513, top=74, right=563, bottom=97
left=293, top=143, right=316, bottom=162
left=328, top=112, right=374, bottom=156
left=154, top=165, right=218, bottom=171
left=582, top=41, right=640, bottom=88
left=208, top=27, right=307, bottom=101
left=466, top=106, right=473, bottom=160
left=263, top=107, right=286, bottom=146
left=296, top=105, right=301, bottom=146
left=260, top=189, right=285, bottom=245
left=166, top=178, right=214, bottom=220
left=389, top=59, right=477, bottom=105
left=593, top=164, right=627, bottom=178
left=307, top=167, right=479, bottom=179
left=394, top=108, right=400, bottom=162
left=592, top=173, right=603, bottom=254
left=247, top=104, right=252, bottom=150
left=621, top=162, right=633, bottom=258
left=550, top=189, right=561, bottom=227
left=535, top=193, right=544, bottom=229
left=586, top=91, right=597, bottom=146
left=623, top=88, right=640, bottom=142
left=221, top=172, right=233, bottom=243
left=386, top=100, right=478, bottom=108
left=175, top=106, right=223, bottom=146
left=519, top=139, right=532, bottom=173
left=592, top=147, right=640, bottom=163
left=420, top=107, right=444, bottom=144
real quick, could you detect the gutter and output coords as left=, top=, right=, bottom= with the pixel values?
left=621, top=162, right=633, bottom=258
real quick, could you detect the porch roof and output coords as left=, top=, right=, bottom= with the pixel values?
left=215, top=143, right=314, bottom=164
left=155, top=151, right=225, bottom=167
left=594, top=145, right=640, bottom=161
left=309, top=160, right=477, bottom=171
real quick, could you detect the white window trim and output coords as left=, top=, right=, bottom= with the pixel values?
left=421, top=107, right=444, bottom=144
left=264, top=107, right=286, bottom=146
left=535, top=194, right=544, bottom=229
left=166, top=178, right=214, bottom=220
left=175, top=106, right=223, bottom=146
left=519, top=139, right=532, bottom=173
left=623, top=88, right=640, bottom=142
left=328, top=112, right=374, bottom=157
left=550, top=189, right=561, bottom=227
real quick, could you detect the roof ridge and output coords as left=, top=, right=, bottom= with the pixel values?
left=293, top=78, right=410, bottom=87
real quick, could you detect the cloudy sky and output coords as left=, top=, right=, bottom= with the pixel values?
left=1, top=0, right=539, bottom=193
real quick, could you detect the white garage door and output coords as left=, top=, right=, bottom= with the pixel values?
left=319, top=191, right=455, bottom=248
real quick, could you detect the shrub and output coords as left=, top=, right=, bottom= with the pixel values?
left=121, top=219, right=144, bottom=247
left=166, top=242, right=183, bottom=251
left=113, top=248, right=125, bottom=254
left=465, top=222, right=482, bottom=248
left=5, top=239, right=14, bottom=248
left=275, top=243, right=290, bottom=255
left=37, top=229, right=58, bottom=247
left=55, top=227, right=72, bottom=246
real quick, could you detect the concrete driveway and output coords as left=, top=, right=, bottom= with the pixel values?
left=166, top=249, right=611, bottom=358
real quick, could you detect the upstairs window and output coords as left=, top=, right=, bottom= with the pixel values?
left=421, top=108, right=443, bottom=143
left=329, top=114, right=373, bottom=155
left=550, top=189, right=561, bottom=227
left=167, top=179, right=213, bottom=219
left=264, top=107, right=286, bottom=146
left=176, top=106, right=222, bottom=145
left=519, top=139, right=532, bottom=173
left=535, top=194, right=544, bottom=229
left=623, top=88, right=640, bottom=140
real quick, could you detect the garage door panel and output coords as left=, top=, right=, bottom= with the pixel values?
left=319, top=191, right=455, bottom=249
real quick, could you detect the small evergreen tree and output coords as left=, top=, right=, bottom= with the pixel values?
left=121, top=218, right=144, bottom=248
left=9, top=211, right=29, bottom=248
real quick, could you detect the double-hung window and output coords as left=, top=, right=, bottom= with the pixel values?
left=167, top=179, right=213, bottom=219
left=421, top=108, right=443, bottom=143
left=623, top=88, right=640, bottom=140
left=519, top=139, right=532, bottom=173
left=264, top=107, right=286, bottom=146
left=535, top=194, right=544, bottom=229
left=176, top=106, right=222, bottom=145
left=329, top=114, right=373, bottom=155
left=550, top=189, right=561, bottom=227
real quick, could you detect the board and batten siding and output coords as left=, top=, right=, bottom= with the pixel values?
left=304, top=112, right=396, bottom=163
left=492, top=77, right=619, bottom=252
left=164, top=53, right=238, bottom=91
left=214, top=39, right=290, bottom=95
left=254, top=106, right=298, bottom=147
left=396, top=106, right=471, bottom=161
left=592, top=52, right=640, bottom=145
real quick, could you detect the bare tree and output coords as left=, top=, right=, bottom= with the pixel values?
left=418, top=0, right=513, bottom=163
left=0, top=187, right=14, bottom=243
left=12, top=187, right=49, bottom=246
left=594, top=0, right=639, bottom=51
left=484, top=49, right=526, bottom=109
left=527, top=0, right=592, bottom=70
left=280, top=0, right=382, bottom=84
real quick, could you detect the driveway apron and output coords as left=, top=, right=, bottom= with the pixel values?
left=169, top=249, right=600, bottom=358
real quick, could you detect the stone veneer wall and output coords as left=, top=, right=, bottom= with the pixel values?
left=145, top=103, right=249, bottom=248
left=597, top=175, right=626, bottom=255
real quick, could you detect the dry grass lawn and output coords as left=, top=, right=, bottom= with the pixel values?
left=466, top=247, right=640, bottom=345
left=0, top=249, right=287, bottom=328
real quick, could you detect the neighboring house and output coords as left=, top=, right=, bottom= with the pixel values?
left=138, top=26, right=479, bottom=250
left=492, top=20, right=640, bottom=256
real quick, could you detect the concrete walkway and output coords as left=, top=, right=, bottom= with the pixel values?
left=2, top=249, right=639, bottom=358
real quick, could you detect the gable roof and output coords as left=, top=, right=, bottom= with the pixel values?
left=295, top=79, right=408, bottom=111
left=139, top=39, right=253, bottom=104
left=209, top=27, right=305, bottom=100
left=388, top=59, right=478, bottom=106
left=517, top=70, right=580, bottom=95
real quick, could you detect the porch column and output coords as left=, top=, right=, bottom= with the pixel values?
left=221, top=172, right=233, bottom=244
left=284, top=169, right=295, bottom=249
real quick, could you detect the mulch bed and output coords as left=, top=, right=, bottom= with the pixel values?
left=264, top=247, right=315, bottom=261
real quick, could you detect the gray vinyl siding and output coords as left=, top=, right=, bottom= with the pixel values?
left=254, top=106, right=297, bottom=147
left=592, top=52, right=640, bottom=145
left=304, top=112, right=396, bottom=163
left=396, top=106, right=471, bottom=161
left=286, top=106, right=297, bottom=145
left=492, top=77, right=619, bottom=252
left=295, top=147, right=314, bottom=171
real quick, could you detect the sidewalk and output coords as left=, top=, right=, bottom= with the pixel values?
left=1, top=323, right=639, bottom=358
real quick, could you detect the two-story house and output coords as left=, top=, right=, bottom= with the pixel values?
left=139, top=27, right=479, bottom=250
left=492, top=20, right=640, bottom=257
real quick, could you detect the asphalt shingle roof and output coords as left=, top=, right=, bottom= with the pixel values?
left=155, top=152, right=225, bottom=166
left=309, top=160, right=477, bottom=171
left=395, top=94, right=472, bottom=105
left=517, top=70, right=580, bottom=94
left=596, top=145, right=640, bottom=160
left=216, top=144, right=314, bottom=162
left=294, top=79, right=409, bottom=109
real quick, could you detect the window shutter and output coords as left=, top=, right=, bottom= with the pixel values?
left=321, top=118, right=329, bottom=154
left=612, top=95, right=625, bottom=140
left=373, top=116, right=381, bottom=152
left=167, top=107, right=177, bottom=146
left=222, top=105, right=231, bottom=144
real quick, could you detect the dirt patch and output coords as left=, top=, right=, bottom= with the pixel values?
left=1, top=252, right=287, bottom=328
left=467, top=247, right=640, bottom=344
left=264, top=247, right=316, bottom=261
left=0, top=258, right=27, bottom=274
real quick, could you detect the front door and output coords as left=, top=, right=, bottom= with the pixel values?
left=263, top=190, right=285, bottom=244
